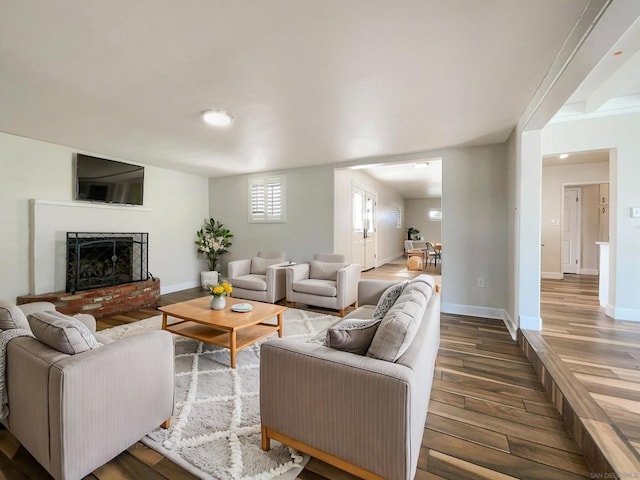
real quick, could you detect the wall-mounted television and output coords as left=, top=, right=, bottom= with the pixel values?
left=75, top=154, right=144, bottom=206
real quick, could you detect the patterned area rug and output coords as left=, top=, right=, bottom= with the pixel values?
left=101, top=308, right=341, bottom=480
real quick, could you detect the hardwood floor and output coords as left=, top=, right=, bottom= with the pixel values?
left=0, top=262, right=593, bottom=480
left=527, top=274, right=640, bottom=472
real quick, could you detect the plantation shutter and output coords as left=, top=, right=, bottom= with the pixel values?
left=248, top=175, right=286, bottom=222
left=396, top=205, right=402, bottom=228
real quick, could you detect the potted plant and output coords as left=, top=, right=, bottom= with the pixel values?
left=407, top=227, right=420, bottom=240
left=195, top=218, right=233, bottom=288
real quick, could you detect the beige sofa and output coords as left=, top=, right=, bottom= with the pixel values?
left=1, top=301, right=175, bottom=480
left=260, top=275, right=440, bottom=480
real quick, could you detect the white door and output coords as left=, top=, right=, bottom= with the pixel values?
left=352, top=185, right=376, bottom=270
left=562, top=188, right=581, bottom=274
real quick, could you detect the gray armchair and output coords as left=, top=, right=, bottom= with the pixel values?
left=228, top=251, right=289, bottom=304
left=285, top=254, right=361, bottom=317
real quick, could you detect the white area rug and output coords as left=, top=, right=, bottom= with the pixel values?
left=101, top=308, right=340, bottom=480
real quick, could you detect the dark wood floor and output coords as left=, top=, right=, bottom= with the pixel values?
left=0, top=263, right=595, bottom=480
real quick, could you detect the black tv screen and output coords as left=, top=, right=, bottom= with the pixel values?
left=75, top=154, right=144, bottom=205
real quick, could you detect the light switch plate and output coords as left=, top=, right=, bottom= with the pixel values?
left=631, top=207, right=640, bottom=218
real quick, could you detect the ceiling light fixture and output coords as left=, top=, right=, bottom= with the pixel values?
left=559, top=153, right=569, bottom=159
left=414, top=162, right=429, bottom=169
left=202, top=109, right=233, bottom=127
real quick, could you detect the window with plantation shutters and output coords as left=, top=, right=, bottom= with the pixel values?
left=396, top=204, right=403, bottom=228
left=248, top=175, right=286, bottom=223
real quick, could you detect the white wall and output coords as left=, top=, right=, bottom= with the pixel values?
left=441, top=144, right=508, bottom=317
left=0, top=131, right=209, bottom=300
left=208, top=165, right=334, bottom=272
left=540, top=162, right=608, bottom=276
left=405, top=198, right=442, bottom=245
left=334, top=169, right=405, bottom=266
left=543, top=113, right=640, bottom=321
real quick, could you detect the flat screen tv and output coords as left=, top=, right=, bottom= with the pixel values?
left=75, top=154, right=144, bottom=206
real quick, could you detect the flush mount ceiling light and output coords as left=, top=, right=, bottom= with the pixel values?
left=559, top=153, right=569, bottom=159
left=202, top=109, right=233, bottom=127
left=414, top=162, right=429, bottom=169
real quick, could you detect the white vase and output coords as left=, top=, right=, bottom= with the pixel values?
left=201, top=271, right=219, bottom=289
left=210, top=295, right=226, bottom=310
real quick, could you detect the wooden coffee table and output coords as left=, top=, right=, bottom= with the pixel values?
left=158, top=297, right=287, bottom=368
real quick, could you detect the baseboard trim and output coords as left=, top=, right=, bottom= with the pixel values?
left=579, top=268, right=599, bottom=275
left=612, top=307, right=640, bottom=322
left=161, top=280, right=200, bottom=295
left=441, top=303, right=516, bottom=339
left=605, top=304, right=615, bottom=318
left=541, top=272, right=563, bottom=280
left=376, top=253, right=405, bottom=267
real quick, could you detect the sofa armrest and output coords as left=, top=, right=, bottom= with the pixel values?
left=265, top=263, right=288, bottom=303
left=357, top=279, right=399, bottom=306
left=336, top=263, right=361, bottom=309
left=228, top=258, right=251, bottom=279
left=285, top=263, right=310, bottom=298
left=47, top=330, right=175, bottom=480
left=260, top=339, right=411, bottom=480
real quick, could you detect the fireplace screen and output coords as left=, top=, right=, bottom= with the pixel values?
left=66, top=232, right=148, bottom=293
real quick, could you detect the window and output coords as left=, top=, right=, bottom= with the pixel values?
left=428, top=208, right=442, bottom=221
left=248, top=175, right=286, bottom=223
left=396, top=205, right=403, bottom=228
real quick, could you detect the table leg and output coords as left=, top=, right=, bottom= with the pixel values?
left=230, top=330, right=237, bottom=369
left=277, top=312, right=283, bottom=338
left=161, top=312, right=167, bottom=330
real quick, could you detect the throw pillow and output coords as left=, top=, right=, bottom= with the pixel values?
left=0, top=300, right=30, bottom=331
left=309, top=260, right=345, bottom=281
left=367, top=289, right=428, bottom=362
left=250, top=257, right=283, bottom=275
left=27, top=310, right=101, bottom=355
left=326, top=318, right=382, bottom=355
left=372, top=281, right=407, bottom=320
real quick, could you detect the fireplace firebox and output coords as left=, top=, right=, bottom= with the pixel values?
left=66, top=232, right=149, bottom=293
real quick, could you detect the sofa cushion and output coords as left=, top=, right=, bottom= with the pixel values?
left=250, top=257, right=283, bottom=275
left=0, top=300, right=30, bottom=331
left=232, top=274, right=268, bottom=291
left=372, top=281, right=407, bottom=320
left=326, top=318, right=382, bottom=355
left=344, top=305, right=375, bottom=320
left=367, top=288, right=428, bottom=362
left=309, top=260, right=345, bottom=281
left=27, top=310, right=101, bottom=355
left=293, top=279, right=337, bottom=297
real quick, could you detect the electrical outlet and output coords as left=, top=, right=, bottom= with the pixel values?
left=631, top=207, right=640, bottom=218
left=477, top=277, right=485, bottom=288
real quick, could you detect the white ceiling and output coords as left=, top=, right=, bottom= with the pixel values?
left=542, top=149, right=610, bottom=167
left=359, top=158, right=442, bottom=199
left=551, top=16, right=640, bottom=122
left=0, top=1, right=592, bottom=178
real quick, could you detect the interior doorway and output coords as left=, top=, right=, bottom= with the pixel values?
left=352, top=184, right=377, bottom=271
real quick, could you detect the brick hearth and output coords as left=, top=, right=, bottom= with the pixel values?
left=17, top=278, right=161, bottom=318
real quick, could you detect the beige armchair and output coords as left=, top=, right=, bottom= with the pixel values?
left=285, top=254, right=361, bottom=317
left=1, top=301, right=174, bottom=480
left=228, top=251, right=289, bottom=304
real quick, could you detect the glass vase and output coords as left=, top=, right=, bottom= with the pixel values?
left=210, top=295, right=226, bottom=311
